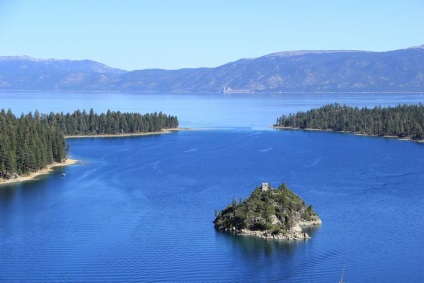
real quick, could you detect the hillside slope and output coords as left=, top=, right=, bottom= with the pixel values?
left=1, top=45, right=424, bottom=92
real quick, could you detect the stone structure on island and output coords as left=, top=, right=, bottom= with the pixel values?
left=213, top=182, right=322, bottom=240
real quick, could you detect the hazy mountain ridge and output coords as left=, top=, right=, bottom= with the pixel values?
left=0, top=56, right=125, bottom=90
left=1, top=46, right=424, bottom=92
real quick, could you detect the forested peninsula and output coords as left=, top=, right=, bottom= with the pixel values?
left=0, top=109, right=67, bottom=180
left=47, top=109, right=179, bottom=137
left=0, top=108, right=179, bottom=183
left=275, top=104, right=424, bottom=141
left=214, top=183, right=321, bottom=240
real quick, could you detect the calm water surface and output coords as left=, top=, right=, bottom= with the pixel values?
left=2, top=92, right=424, bottom=128
left=1, top=92, right=424, bottom=282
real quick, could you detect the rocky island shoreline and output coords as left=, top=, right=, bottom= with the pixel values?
left=214, top=182, right=321, bottom=240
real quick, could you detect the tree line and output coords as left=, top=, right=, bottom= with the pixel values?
left=42, top=109, right=179, bottom=136
left=275, top=103, right=424, bottom=140
left=0, top=109, right=67, bottom=178
left=1, top=108, right=179, bottom=179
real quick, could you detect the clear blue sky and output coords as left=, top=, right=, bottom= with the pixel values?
left=0, top=0, right=423, bottom=70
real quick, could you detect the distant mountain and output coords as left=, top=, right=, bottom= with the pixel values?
left=1, top=45, right=424, bottom=93
left=0, top=56, right=125, bottom=91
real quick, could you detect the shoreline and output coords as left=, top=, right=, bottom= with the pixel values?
left=222, top=218, right=322, bottom=241
left=2, top=128, right=196, bottom=185
left=0, top=158, right=78, bottom=186
left=273, top=126, right=424, bottom=143
left=64, top=128, right=196, bottom=139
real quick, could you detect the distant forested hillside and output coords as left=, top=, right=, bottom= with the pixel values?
left=1, top=45, right=424, bottom=92
left=275, top=104, right=424, bottom=140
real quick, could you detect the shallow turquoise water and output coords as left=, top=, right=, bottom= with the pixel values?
left=1, top=92, right=424, bottom=281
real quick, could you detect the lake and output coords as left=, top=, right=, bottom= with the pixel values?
left=1, top=92, right=424, bottom=282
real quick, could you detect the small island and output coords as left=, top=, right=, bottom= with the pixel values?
left=214, top=182, right=321, bottom=240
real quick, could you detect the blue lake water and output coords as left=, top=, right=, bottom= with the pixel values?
left=2, top=92, right=424, bottom=129
left=1, top=92, right=424, bottom=282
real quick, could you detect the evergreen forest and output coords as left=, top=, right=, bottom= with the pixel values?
left=275, top=104, right=424, bottom=140
left=0, top=109, right=67, bottom=178
left=44, top=109, right=179, bottom=136
left=0, top=108, right=179, bottom=180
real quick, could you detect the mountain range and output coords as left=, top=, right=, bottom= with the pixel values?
left=1, top=45, right=424, bottom=93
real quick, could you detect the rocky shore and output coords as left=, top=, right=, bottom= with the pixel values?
left=221, top=217, right=322, bottom=241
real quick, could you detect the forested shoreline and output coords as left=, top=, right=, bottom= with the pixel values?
left=45, top=109, right=178, bottom=136
left=1, top=108, right=179, bottom=180
left=275, top=104, right=424, bottom=140
left=0, top=109, right=67, bottom=179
